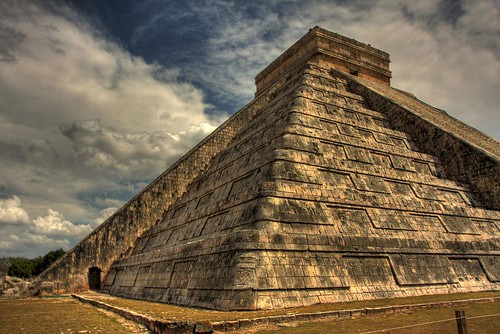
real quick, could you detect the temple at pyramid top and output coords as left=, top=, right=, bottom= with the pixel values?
left=255, top=26, right=392, bottom=95
left=38, top=27, right=499, bottom=311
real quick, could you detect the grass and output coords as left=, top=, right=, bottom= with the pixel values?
left=79, top=291, right=500, bottom=322
left=1, top=291, right=498, bottom=334
left=249, top=301, right=500, bottom=334
left=0, top=297, right=149, bottom=334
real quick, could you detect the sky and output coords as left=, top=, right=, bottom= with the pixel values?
left=0, top=0, right=498, bottom=258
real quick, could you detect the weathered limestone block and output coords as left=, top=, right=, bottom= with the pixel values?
left=40, top=27, right=499, bottom=310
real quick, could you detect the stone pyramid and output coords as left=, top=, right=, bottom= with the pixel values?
left=40, top=27, right=499, bottom=311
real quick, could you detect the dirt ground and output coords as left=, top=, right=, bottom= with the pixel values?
left=1, top=292, right=499, bottom=333
left=0, top=297, right=151, bottom=334
left=243, top=301, right=500, bottom=334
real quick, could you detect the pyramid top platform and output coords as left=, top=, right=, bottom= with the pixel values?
left=255, top=26, right=392, bottom=95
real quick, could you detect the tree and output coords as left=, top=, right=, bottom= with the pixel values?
left=7, top=249, right=66, bottom=278
left=7, top=258, right=35, bottom=278
left=33, top=248, right=66, bottom=276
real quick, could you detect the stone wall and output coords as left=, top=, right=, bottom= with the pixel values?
left=343, top=70, right=500, bottom=210
left=102, top=64, right=306, bottom=310
left=101, top=63, right=499, bottom=310
left=37, top=88, right=272, bottom=292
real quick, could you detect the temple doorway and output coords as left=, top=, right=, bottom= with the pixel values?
left=88, top=266, right=102, bottom=290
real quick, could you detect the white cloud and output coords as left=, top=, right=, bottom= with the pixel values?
left=0, top=2, right=214, bottom=137
left=0, top=196, right=30, bottom=225
left=0, top=14, right=210, bottom=132
left=0, top=0, right=223, bottom=257
left=59, top=119, right=216, bottom=179
left=30, top=209, right=92, bottom=237
left=0, top=196, right=89, bottom=256
left=6, top=233, right=69, bottom=250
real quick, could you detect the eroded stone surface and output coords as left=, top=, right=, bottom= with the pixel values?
left=40, top=27, right=499, bottom=310
left=102, top=63, right=499, bottom=310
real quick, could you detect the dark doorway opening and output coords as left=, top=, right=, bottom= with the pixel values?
left=88, top=266, right=102, bottom=290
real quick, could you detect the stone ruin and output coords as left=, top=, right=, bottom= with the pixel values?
left=1, top=275, right=56, bottom=298
left=38, top=27, right=499, bottom=310
left=1, top=275, right=31, bottom=298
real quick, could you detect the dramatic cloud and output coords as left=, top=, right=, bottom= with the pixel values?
left=0, top=196, right=30, bottom=225
left=0, top=197, right=85, bottom=255
left=346, top=0, right=499, bottom=137
left=0, top=23, right=25, bottom=63
left=0, top=203, right=74, bottom=257
left=1, top=0, right=497, bottom=257
left=128, top=0, right=498, bottom=138
left=58, top=119, right=216, bottom=179
left=30, top=209, right=92, bottom=237
left=0, top=0, right=221, bottom=257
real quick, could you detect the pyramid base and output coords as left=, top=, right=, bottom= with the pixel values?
left=103, top=229, right=500, bottom=310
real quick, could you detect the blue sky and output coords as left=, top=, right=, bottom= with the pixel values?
left=0, top=0, right=498, bottom=258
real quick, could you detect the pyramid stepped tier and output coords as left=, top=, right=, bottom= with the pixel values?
left=39, top=27, right=499, bottom=310
left=102, top=62, right=499, bottom=310
left=340, top=70, right=499, bottom=210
